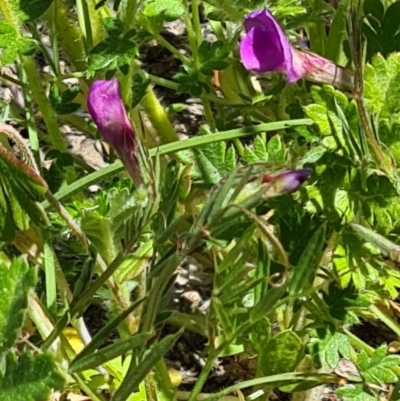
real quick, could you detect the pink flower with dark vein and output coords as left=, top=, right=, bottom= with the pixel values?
left=87, top=78, right=141, bottom=186
left=239, top=9, right=353, bottom=90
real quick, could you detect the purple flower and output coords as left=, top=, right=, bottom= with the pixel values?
left=262, top=169, right=311, bottom=197
left=87, top=79, right=141, bottom=185
left=239, top=9, right=353, bottom=90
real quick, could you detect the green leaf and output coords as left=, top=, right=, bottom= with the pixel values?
left=0, top=257, right=36, bottom=353
left=131, top=74, right=151, bottom=108
left=112, top=329, right=183, bottom=401
left=267, top=134, right=286, bottom=162
left=289, top=224, right=326, bottom=296
left=253, top=136, right=268, bottom=161
left=258, top=330, right=304, bottom=376
left=299, top=146, right=327, bottom=165
left=0, top=352, right=64, bottom=401
left=8, top=0, right=53, bottom=22
left=364, top=53, right=400, bottom=121
left=323, top=283, right=370, bottom=322
left=143, top=0, right=185, bottom=21
left=249, top=317, right=271, bottom=352
left=81, top=210, right=120, bottom=265
left=70, top=332, right=152, bottom=372
left=326, top=0, right=350, bottom=64
left=336, top=384, right=378, bottom=401
left=193, top=149, right=222, bottom=185
left=309, top=325, right=351, bottom=369
left=357, top=345, right=400, bottom=385
left=305, top=104, right=331, bottom=135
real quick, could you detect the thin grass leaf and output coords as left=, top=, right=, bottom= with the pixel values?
left=43, top=235, right=57, bottom=317
left=112, top=329, right=183, bottom=401
left=289, top=224, right=326, bottom=296
left=69, top=332, right=153, bottom=373
left=73, top=297, right=146, bottom=362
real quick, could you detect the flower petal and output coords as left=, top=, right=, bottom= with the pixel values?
left=240, top=9, right=301, bottom=82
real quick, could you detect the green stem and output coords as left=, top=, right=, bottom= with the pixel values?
left=17, top=62, right=40, bottom=169
left=191, top=0, right=202, bottom=45
left=0, top=72, right=26, bottom=87
left=51, top=0, right=61, bottom=76
left=141, top=87, right=179, bottom=144
left=42, top=118, right=313, bottom=206
left=31, top=23, right=58, bottom=75
left=187, top=351, right=218, bottom=401
left=43, top=0, right=87, bottom=72
left=183, top=0, right=217, bottom=131
left=147, top=73, right=233, bottom=105
left=153, top=32, right=191, bottom=65
left=122, top=0, right=137, bottom=31
left=369, top=303, right=400, bottom=338
left=21, top=56, right=67, bottom=153
left=76, top=0, right=93, bottom=52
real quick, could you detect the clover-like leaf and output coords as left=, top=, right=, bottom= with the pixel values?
left=0, top=352, right=64, bottom=401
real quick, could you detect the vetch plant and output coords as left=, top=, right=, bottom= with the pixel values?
left=87, top=78, right=142, bottom=186
left=240, top=9, right=354, bottom=90
left=2, top=0, right=400, bottom=400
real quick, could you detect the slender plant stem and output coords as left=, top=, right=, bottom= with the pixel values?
left=184, top=1, right=217, bottom=131
left=76, top=0, right=93, bottom=52
left=51, top=0, right=61, bottom=76
left=141, top=87, right=179, bottom=144
left=30, top=23, right=58, bottom=75
left=122, top=0, right=138, bottom=31
left=187, top=351, right=218, bottom=401
left=0, top=72, right=26, bottom=87
left=21, top=57, right=67, bottom=153
left=17, top=63, right=41, bottom=169
left=42, top=118, right=313, bottom=206
left=369, top=303, right=400, bottom=338
left=148, top=73, right=234, bottom=105
left=153, top=32, right=192, bottom=65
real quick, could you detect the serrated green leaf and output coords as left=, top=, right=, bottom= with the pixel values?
left=143, top=0, right=185, bottom=21
left=10, top=0, right=54, bottom=22
left=299, top=146, right=327, bottom=165
left=249, top=317, right=271, bottom=352
left=305, top=104, right=331, bottom=135
left=81, top=210, right=120, bottom=265
left=253, top=136, right=268, bottom=161
left=242, top=146, right=259, bottom=163
left=0, top=352, right=64, bottom=401
left=358, top=345, right=400, bottom=385
left=0, top=257, right=36, bottom=353
left=193, top=149, right=222, bottom=185
left=323, top=283, right=370, bottom=321
left=267, top=135, right=285, bottom=162
left=364, top=53, right=400, bottom=121
left=258, top=330, right=304, bottom=376
left=224, top=145, right=236, bottom=171
left=336, top=384, right=377, bottom=401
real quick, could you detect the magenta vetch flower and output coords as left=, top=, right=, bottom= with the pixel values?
left=87, top=78, right=141, bottom=186
left=239, top=9, right=353, bottom=90
left=261, top=168, right=311, bottom=197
